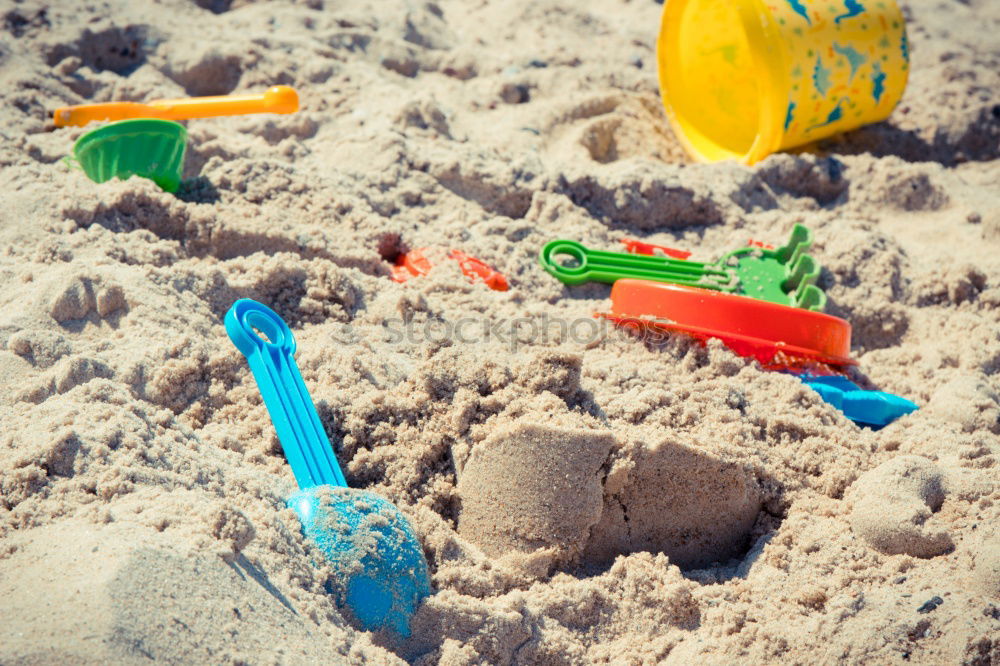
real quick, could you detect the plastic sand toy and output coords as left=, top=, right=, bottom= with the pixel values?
left=53, top=85, right=299, bottom=127
left=60, top=86, right=299, bottom=192
left=602, top=279, right=917, bottom=426
left=799, top=374, right=918, bottom=428
left=69, top=119, right=188, bottom=193
left=618, top=238, right=691, bottom=259
left=391, top=248, right=509, bottom=291
left=603, top=279, right=853, bottom=369
left=225, top=299, right=431, bottom=637
left=656, top=0, right=909, bottom=164
left=540, top=224, right=826, bottom=311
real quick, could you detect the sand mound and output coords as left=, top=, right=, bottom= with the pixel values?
left=0, top=520, right=347, bottom=665
left=1, top=0, right=999, bottom=662
left=848, top=456, right=953, bottom=558
left=927, top=376, right=1000, bottom=433
left=458, top=421, right=762, bottom=572
left=586, top=437, right=762, bottom=569
left=972, top=530, right=1000, bottom=599
left=456, top=420, right=614, bottom=564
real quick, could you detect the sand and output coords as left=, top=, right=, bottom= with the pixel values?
left=0, top=0, right=998, bottom=663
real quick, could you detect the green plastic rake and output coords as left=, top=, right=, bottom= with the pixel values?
left=539, top=224, right=826, bottom=311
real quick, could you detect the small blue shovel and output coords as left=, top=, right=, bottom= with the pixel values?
left=225, top=299, right=431, bottom=637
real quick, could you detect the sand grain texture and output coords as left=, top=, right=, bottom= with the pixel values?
left=456, top=420, right=614, bottom=562
left=1, top=0, right=999, bottom=663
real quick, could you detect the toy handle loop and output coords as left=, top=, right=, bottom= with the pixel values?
left=225, top=299, right=347, bottom=489
left=226, top=298, right=296, bottom=357
left=539, top=240, right=590, bottom=282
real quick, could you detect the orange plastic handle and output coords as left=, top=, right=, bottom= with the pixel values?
left=53, top=85, right=299, bottom=127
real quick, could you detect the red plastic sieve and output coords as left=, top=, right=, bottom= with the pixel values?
left=602, top=279, right=856, bottom=369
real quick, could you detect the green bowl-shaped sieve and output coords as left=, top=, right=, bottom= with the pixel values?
left=71, top=119, right=187, bottom=193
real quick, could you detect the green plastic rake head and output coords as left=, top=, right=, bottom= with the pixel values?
left=538, top=224, right=827, bottom=311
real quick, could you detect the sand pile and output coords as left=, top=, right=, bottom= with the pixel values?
left=1, top=0, right=999, bottom=663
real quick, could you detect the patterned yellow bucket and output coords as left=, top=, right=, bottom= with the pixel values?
left=656, top=0, right=909, bottom=164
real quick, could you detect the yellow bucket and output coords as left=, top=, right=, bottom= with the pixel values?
left=656, top=0, right=909, bottom=164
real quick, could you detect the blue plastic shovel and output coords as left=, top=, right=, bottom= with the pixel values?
left=799, top=374, right=918, bottom=428
left=225, top=299, right=431, bottom=637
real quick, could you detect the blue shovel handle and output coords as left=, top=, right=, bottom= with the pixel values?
left=225, top=299, right=347, bottom=489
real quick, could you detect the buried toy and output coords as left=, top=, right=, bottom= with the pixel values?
left=225, top=299, right=431, bottom=637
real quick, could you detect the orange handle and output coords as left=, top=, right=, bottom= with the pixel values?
left=53, top=85, right=299, bottom=127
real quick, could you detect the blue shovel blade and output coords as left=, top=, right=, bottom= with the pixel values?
left=800, top=374, right=918, bottom=427
left=289, top=486, right=432, bottom=637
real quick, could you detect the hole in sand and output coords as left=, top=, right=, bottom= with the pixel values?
left=377, top=233, right=403, bottom=263
left=47, top=25, right=148, bottom=75
left=191, top=0, right=232, bottom=14
left=4, top=7, right=49, bottom=38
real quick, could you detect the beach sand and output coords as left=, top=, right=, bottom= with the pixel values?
left=0, top=0, right=998, bottom=663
